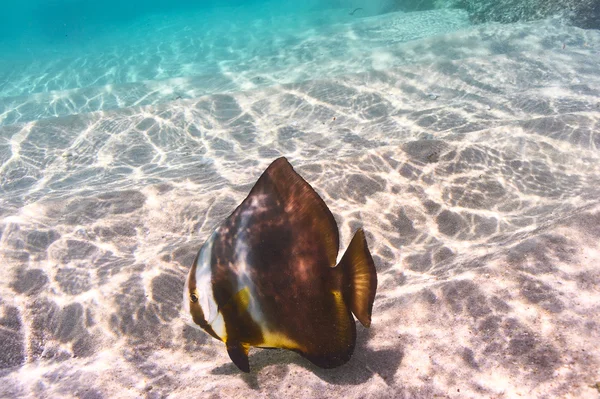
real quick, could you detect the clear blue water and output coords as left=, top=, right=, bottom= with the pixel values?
left=3, top=1, right=331, bottom=49
left=0, top=0, right=471, bottom=124
left=1, top=1, right=383, bottom=68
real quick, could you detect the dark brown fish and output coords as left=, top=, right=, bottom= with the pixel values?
left=183, top=157, right=377, bottom=372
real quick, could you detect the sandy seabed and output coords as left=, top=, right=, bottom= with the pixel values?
left=1, top=14, right=600, bottom=399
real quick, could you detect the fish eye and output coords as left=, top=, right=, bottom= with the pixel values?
left=190, top=293, right=199, bottom=303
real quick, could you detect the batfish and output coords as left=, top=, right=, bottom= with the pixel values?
left=183, top=157, right=377, bottom=372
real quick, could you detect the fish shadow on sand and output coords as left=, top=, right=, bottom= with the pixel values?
left=211, top=327, right=404, bottom=388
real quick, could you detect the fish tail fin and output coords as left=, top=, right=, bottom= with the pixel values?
left=339, top=229, right=377, bottom=328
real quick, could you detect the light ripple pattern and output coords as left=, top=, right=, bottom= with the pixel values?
left=1, top=16, right=600, bottom=399
left=0, top=9, right=470, bottom=126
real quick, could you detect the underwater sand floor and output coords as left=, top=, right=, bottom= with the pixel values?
left=1, top=15, right=600, bottom=399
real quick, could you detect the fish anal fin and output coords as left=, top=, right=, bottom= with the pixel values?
left=339, top=229, right=377, bottom=328
left=299, top=333, right=355, bottom=369
left=226, top=342, right=250, bottom=373
left=290, top=290, right=356, bottom=369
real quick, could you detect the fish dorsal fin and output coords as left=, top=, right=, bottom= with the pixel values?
left=339, top=229, right=377, bottom=328
left=248, top=157, right=340, bottom=266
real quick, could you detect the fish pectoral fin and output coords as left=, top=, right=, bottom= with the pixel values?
left=219, top=286, right=251, bottom=315
left=226, top=342, right=250, bottom=373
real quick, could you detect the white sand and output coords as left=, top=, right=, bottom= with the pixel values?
left=1, top=16, right=600, bottom=399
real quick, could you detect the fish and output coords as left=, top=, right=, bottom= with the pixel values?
left=182, top=157, right=377, bottom=372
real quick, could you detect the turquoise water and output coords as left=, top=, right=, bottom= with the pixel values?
left=1, top=1, right=386, bottom=75
left=0, top=1, right=471, bottom=124
left=3, top=1, right=336, bottom=51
